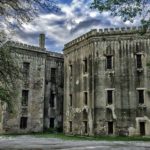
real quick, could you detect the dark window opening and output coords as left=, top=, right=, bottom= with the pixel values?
left=83, top=58, right=88, bottom=73
left=136, top=54, right=142, bottom=68
left=84, top=92, right=88, bottom=105
left=108, top=121, right=113, bottom=134
left=138, top=90, right=144, bottom=104
left=69, top=65, right=72, bottom=76
left=107, top=90, right=113, bottom=105
left=50, top=118, right=55, bottom=128
left=50, top=91, right=55, bottom=107
left=83, top=110, right=88, bottom=120
left=106, top=56, right=112, bottom=69
left=84, top=121, right=88, bottom=134
left=140, top=122, right=145, bottom=135
left=51, top=68, right=56, bottom=83
left=23, top=62, right=30, bottom=79
left=69, top=94, right=72, bottom=106
left=69, top=121, right=72, bottom=132
left=20, top=117, right=27, bottom=129
left=22, top=90, right=28, bottom=106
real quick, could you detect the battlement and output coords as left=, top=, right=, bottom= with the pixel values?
left=47, top=51, right=63, bottom=59
left=64, top=26, right=150, bottom=49
left=6, top=41, right=46, bottom=52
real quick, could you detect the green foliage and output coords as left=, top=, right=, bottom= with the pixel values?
left=0, top=45, right=21, bottom=112
left=91, top=0, right=150, bottom=29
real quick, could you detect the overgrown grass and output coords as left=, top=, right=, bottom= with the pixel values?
left=1, top=132, right=150, bottom=141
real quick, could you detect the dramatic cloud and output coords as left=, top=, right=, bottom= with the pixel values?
left=11, top=0, right=140, bottom=52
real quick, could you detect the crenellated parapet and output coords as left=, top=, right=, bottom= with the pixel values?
left=47, top=51, right=63, bottom=59
left=64, top=26, right=150, bottom=49
left=6, top=41, right=46, bottom=52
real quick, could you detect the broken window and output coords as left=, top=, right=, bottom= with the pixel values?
left=83, top=121, right=88, bottom=134
left=84, top=92, right=88, bottom=105
left=106, top=56, right=112, bottom=69
left=108, top=121, right=113, bottom=134
left=22, top=90, right=29, bottom=106
left=139, top=122, right=145, bottom=135
left=20, top=117, right=27, bottom=129
left=23, top=62, right=30, bottom=79
left=136, top=54, right=142, bottom=68
left=69, top=121, right=72, bottom=132
left=50, top=118, right=55, bottom=128
left=69, top=94, right=72, bottom=106
left=138, top=90, right=144, bottom=104
left=51, top=68, right=56, bottom=83
left=50, top=91, right=55, bottom=107
left=107, top=90, right=113, bottom=105
left=83, top=58, right=88, bottom=73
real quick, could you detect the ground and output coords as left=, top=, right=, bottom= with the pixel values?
left=0, top=135, right=150, bottom=150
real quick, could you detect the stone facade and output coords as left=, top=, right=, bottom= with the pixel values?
left=0, top=35, right=63, bottom=133
left=63, top=27, right=150, bottom=136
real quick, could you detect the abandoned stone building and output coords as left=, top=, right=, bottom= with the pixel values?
left=0, top=34, right=64, bottom=133
left=63, top=27, right=150, bottom=136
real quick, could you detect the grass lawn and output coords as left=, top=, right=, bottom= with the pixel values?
left=1, top=132, right=150, bottom=141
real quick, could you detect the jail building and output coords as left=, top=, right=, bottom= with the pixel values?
left=63, top=27, right=150, bottom=136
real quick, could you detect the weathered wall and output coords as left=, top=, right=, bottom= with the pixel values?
left=44, top=52, right=64, bottom=131
left=64, top=27, right=150, bottom=136
left=1, top=45, right=46, bottom=133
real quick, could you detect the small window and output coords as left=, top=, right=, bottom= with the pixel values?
left=69, top=94, right=72, bottom=106
left=69, top=121, right=72, bottom=132
left=69, top=65, right=72, bottom=76
left=139, top=122, right=145, bottom=135
left=20, top=117, right=27, bottom=129
left=23, top=62, right=30, bottom=79
left=108, top=121, right=113, bottom=134
left=83, top=121, right=88, bottom=134
left=50, top=118, right=55, bottom=128
left=51, top=68, right=56, bottom=82
left=136, top=54, right=142, bottom=68
left=50, top=91, right=55, bottom=107
left=107, top=90, right=113, bottom=105
left=106, top=56, right=112, bottom=69
left=22, top=90, right=29, bottom=106
left=83, top=58, right=88, bottom=73
left=138, top=90, right=144, bottom=104
left=84, top=92, right=88, bottom=105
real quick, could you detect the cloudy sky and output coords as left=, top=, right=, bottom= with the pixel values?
left=12, top=0, right=140, bottom=52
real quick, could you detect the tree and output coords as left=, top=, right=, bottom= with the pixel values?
left=91, top=0, right=150, bottom=29
left=0, top=0, right=58, bottom=111
left=0, top=0, right=58, bottom=28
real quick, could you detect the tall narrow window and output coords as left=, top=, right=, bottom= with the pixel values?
left=69, top=94, right=72, bottom=106
left=83, top=58, right=88, bottom=73
left=69, top=65, right=72, bottom=76
left=20, top=117, right=27, bottom=129
left=83, top=121, right=88, bottom=134
left=136, top=54, right=142, bottom=68
left=69, top=121, right=72, bottom=132
left=23, top=62, right=30, bottom=79
left=106, top=56, right=112, bottom=69
left=107, top=90, right=113, bottom=105
left=84, top=92, right=88, bottom=105
left=22, top=90, right=29, bottom=106
left=108, top=121, right=113, bottom=134
left=138, top=90, right=144, bottom=104
left=50, top=118, right=55, bottom=128
left=50, top=91, right=55, bottom=107
left=139, top=122, right=145, bottom=135
left=51, top=68, right=56, bottom=83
